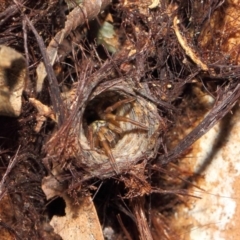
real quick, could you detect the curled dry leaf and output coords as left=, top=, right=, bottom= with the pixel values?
left=0, top=45, right=26, bottom=117
left=36, top=0, right=111, bottom=92
left=172, top=16, right=209, bottom=72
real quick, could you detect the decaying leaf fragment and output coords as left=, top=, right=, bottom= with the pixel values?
left=42, top=175, right=104, bottom=240
left=0, top=45, right=26, bottom=117
left=29, top=98, right=56, bottom=132
left=173, top=16, right=209, bottom=72
left=50, top=196, right=104, bottom=240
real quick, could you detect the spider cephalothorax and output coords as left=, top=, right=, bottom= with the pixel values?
left=87, top=97, right=148, bottom=173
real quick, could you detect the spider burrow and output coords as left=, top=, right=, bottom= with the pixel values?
left=87, top=97, right=149, bottom=173
left=79, top=86, right=161, bottom=177
left=52, top=80, right=161, bottom=178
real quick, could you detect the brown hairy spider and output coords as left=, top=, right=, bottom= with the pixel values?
left=87, top=97, right=148, bottom=174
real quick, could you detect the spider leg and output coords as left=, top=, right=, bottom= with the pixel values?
left=104, top=97, right=136, bottom=113
left=104, top=113, right=148, bottom=130
left=88, top=125, right=94, bottom=149
left=98, top=126, right=119, bottom=174
left=106, top=122, right=123, bottom=134
left=88, top=124, right=99, bottom=149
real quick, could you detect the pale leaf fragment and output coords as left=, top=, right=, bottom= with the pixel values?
left=0, top=45, right=26, bottom=117
left=173, top=16, right=209, bottom=72
left=148, top=0, right=160, bottom=9
left=50, top=196, right=104, bottom=240
left=29, top=98, right=56, bottom=132
left=42, top=175, right=104, bottom=240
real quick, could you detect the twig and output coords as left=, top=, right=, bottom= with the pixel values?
left=22, top=18, right=29, bottom=70
left=0, top=4, right=19, bottom=27
left=24, top=15, right=65, bottom=126
left=0, top=146, right=21, bottom=201
left=159, top=82, right=240, bottom=165
left=131, top=197, right=153, bottom=240
left=22, top=18, right=32, bottom=95
left=117, top=214, right=133, bottom=240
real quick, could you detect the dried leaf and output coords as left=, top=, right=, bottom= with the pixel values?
left=36, top=0, right=111, bottom=92
left=97, top=21, right=119, bottom=53
left=42, top=176, right=104, bottom=240
left=50, top=196, right=104, bottom=240
left=0, top=45, right=26, bottom=117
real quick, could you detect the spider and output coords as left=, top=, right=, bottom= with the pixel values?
left=87, top=97, right=148, bottom=174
